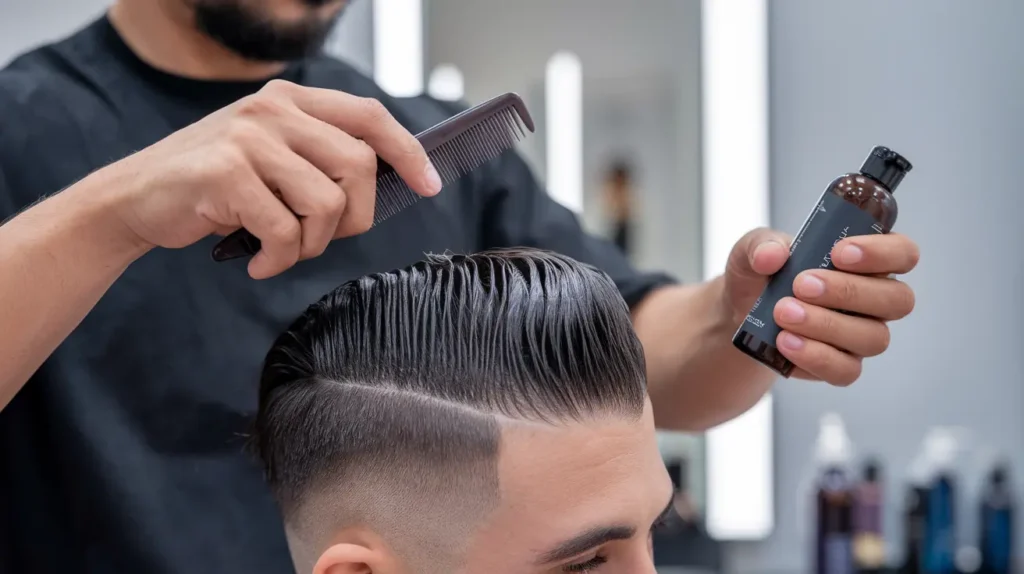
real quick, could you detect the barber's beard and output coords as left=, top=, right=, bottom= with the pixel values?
left=193, top=0, right=345, bottom=62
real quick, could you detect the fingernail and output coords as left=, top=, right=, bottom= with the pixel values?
left=779, top=332, right=805, bottom=351
left=753, top=240, right=783, bottom=260
left=779, top=300, right=806, bottom=323
left=796, top=274, right=826, bottom=298
left=840, top=244, right=864, bottom=265
left=424, top=162, right=442, bottom=195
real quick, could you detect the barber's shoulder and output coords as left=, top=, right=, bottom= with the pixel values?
left=0, top=56, right=97, bottom=202
left=0, top=51, right=85, bottom=135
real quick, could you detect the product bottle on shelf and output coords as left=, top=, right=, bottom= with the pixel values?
left=921, top=428, right=961, bottom=574
left=814, top=413, right=856, bottom=574
left=979, top=464, right=1014, bottom=574
left=902, top=476, right=929, bottom=574
left=853, top=459, right=887, bottom=574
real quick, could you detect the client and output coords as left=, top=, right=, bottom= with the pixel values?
left=252, top=249, right=674, bottom=574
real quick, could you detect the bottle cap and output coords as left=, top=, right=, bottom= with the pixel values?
left=923, top=427, right=969, bottom=471
left=991, top=464, right=1008, bottom=485
left=815, top=412, right=854, bottom=466
left=860, top=145, right=913, bottom=193
left=863, top=459, right=881, bottom=482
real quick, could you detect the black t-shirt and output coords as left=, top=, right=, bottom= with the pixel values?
left=0, top=17, right=675, bottom=574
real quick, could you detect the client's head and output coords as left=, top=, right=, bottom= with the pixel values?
left=253, top=249, right=673, bottom=574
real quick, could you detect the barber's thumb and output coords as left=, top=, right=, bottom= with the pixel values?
left=726, top=228, right=792, bottom=280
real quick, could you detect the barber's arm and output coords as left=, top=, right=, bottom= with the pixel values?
left=476, top=149, right=920, bottom=432
left=0, top=81, right=438, bottom=408
left=0, top=168, right=151, bottom=408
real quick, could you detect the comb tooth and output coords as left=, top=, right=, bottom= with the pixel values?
left=433, top=148, right=456, bottom=183
left=481, top=125, right=501, bottom=163
left=488, top=119, right=507, bottom=154
left=480, top=122, right=497, bottom=159
left=458, top=131, right=476, bottom=172
left=497, top=112, right=517, bottom=145
left=513, top=109, right=528, bottom=138
left=440, top=143, right=458, bottom=178
left=496, top=118, right=515, bottom=150
left=500, top=113, right=518, bottom=146
left=475, top=124, right=495, bottom=163
left=491, top=116, right=509, bottom=149
left=453, top=137, right=468, bottom=164
left=373, top=170, right=417, bottom=226
left=506, top=109, right=525, bottom=140
left=492, top=120, right=511, bottom=154
left=497, top=110, right=512, bottom=141
left=435, top=146, right=454, bottom=178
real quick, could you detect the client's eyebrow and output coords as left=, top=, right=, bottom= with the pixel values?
left=538, top=493, right=676, bottom=565
left=537, top=525, right=637, bottom=565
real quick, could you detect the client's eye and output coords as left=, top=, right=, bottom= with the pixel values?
left=562, top=555, right=607, bottom=572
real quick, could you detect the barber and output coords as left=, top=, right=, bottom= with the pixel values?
left=0, top=0, right=919, bottom=572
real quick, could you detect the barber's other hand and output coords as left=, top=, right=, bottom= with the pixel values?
left=724, top=228, right=919, bottom=385
left=105, top=80, right=441, bottom=279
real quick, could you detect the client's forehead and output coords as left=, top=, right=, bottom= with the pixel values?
left=462, top=399, right=669, bottom=569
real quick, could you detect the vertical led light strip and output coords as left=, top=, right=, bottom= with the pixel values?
left=701, top=0, right=775, bottom=541
left=373, top=0, right=424, bottom=97
left=545, top=52, right=584, bottom=214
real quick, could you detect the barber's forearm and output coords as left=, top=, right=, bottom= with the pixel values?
left=632, top=277, right=775, bottom=432
left=0, top=168, right=150, bottom=409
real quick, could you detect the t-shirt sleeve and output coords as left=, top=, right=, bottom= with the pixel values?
left=476, top=150, right=678, bottom=308
left=0, top=82, right=24, bottom=222
left=0, top=165, right=14, bottom=223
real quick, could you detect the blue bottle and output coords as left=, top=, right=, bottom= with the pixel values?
left=920, top=429, right=960, bottom=574
left=979, top=465, right=1014, bottom=574
left=923, top=473, right=956, bottom=573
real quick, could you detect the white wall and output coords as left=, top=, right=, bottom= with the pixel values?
left=725, top=1, right=1024, bottom=572
left=0, top=0, right=110, bottom=65
left=324, top=0, right=374, bottom=75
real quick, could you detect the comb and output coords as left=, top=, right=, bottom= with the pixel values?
left=211, top=92, right=535, bottom=262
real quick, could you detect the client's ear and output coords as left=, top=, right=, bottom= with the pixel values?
left=313, top=543, right=379, bottom=574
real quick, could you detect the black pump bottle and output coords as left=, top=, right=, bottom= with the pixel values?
left=733, top=146, right=912, bottom=376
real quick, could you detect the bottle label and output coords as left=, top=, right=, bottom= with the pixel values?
left=742, top=191, right=886, bottom=343
left=824, top=534, right=854, bottom=574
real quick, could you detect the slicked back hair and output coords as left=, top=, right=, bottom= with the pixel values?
left=252, top=249, right=648, bottom=571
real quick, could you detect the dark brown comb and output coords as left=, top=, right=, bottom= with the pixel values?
left=211, top=92, right=535, bottom=262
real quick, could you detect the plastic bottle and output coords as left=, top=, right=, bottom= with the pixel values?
left=733, top=146, right=912, bottom=376
left=903, top=451, right=931, bottom=574
left=814, top=413, right=856, bottom=574
left=853, top=460, right=887, bottom=573
left=922, top=428, right=962, bottom=574
left=979, top=464, right=1015, bottom=574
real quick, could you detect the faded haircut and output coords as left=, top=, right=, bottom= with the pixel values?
left=251, top=248, right=648, bottom=572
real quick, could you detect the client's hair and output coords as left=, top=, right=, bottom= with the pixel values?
left=252, top=249, right=648, bottom=572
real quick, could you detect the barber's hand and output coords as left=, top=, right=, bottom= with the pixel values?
left=725, top=228, right=919, bottom=385
left=105, top=80, right=441, bottom=279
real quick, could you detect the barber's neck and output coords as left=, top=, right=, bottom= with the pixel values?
left=108, top=0, right=288, bottom=81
